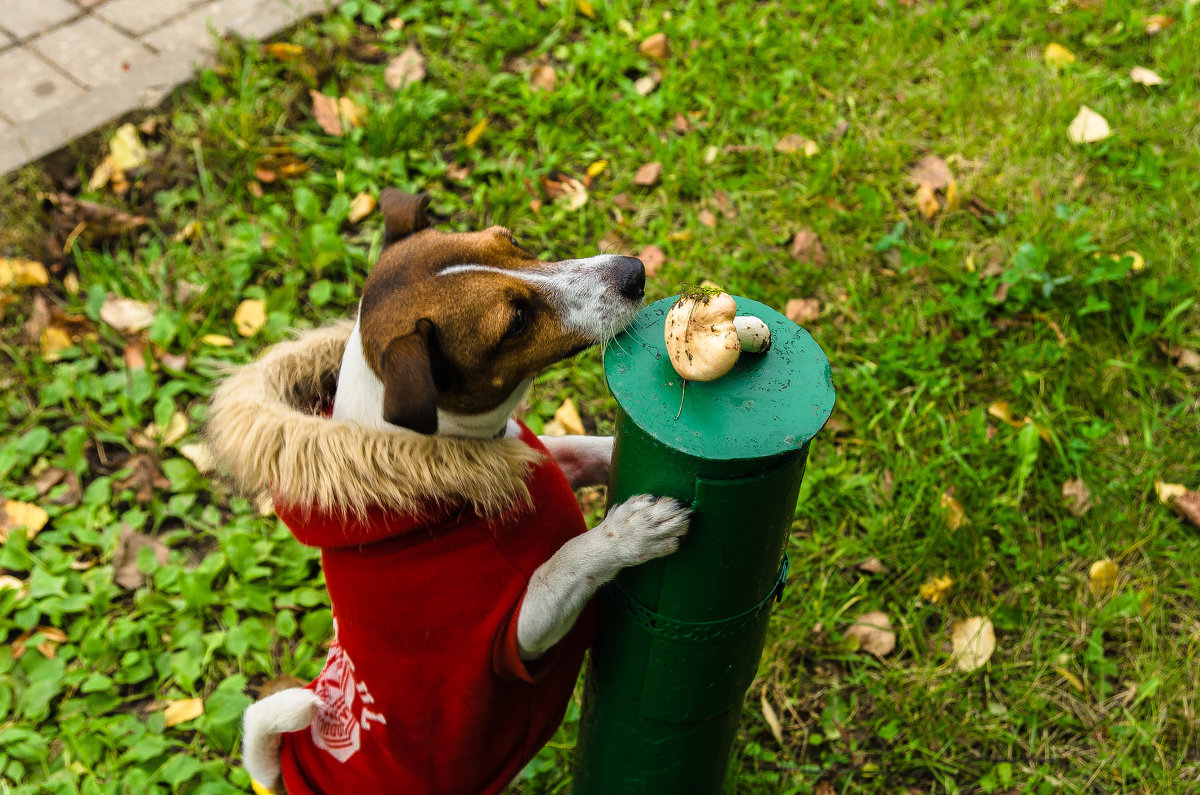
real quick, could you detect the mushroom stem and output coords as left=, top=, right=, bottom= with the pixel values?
left=734, top=315, right=771, bottom=353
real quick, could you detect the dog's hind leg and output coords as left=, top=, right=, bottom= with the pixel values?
left=243, top=688, right=321, bottom=795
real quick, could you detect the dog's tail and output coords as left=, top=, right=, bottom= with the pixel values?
left=244, top=687, right=321, bottom=794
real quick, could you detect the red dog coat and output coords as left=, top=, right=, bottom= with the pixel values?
left=274, top=423, right=594, bottom=793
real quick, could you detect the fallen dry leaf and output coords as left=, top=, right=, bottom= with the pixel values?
left=1062, top=478, right=1092, bottom=518
left=347, top=192, right=377, bottom=224
left=698, top=209, right=716, bottom=228
left=857, top=557, right=887, bottom=575
left=760, top=685, right=784, bottom=745
left=163, top=698, right=204, bottom=727
left=633, top=70, right=661, bottom=96
left=200, top=333, right=234, bottom=347
left=234, top=299, right=267, bottom=337
left=384, top=43, right=426, bottom=89
left=1129, top=66, right=1165, bottom=86
left=548, top=176, right=588, bottom=211
left=576, top=0, right=596, bottom=19
left=179, top=442, right=215, bottom=474
left=940, top=490, right=967, bottom=530
left=109, top=123, right=148, bottom=171
left=774, top=133, right=819, bottom=156
left=140, top=411, right=189, bottom=448
left=919, top=575, right=954, bottom=603
left=916, top=183, right=940, bottom=219
left=790, top=230, right=827, bottom=265
left=310, top=91, right=364, bottom=136
left=32, top=467, right=66, bottom=497
left=1144, top=14, right=1173, bottom=34
left=530, top=63, right=557, bottom=92
left=844, top=611, right=896, bottom=656
left=633, top=161, right=663, bottom=187
left=446, top=163, right=471, bottom=182
left=1043, top=42, right=1076, bottom=68
left=950, top=616, right=995, bottom=671
left=1088, top=559, right=1119, bottom=597
left=639, top=32, right=669, bottom=61
left=54, top=193, right=148, bottom=248
left=0, top=574, right=26, bottom=595
left=100, top=296, right=156, bottom=334
left=909, top=154, right=953, bottom=190
left=115, top=454, right=170, bottom=504
left=1, top=500, right=50, bottom=542
left=41, top=327, right=73, bottom=361
left=1154, top=481, right=1188, bottom=504
left=1056, top=665, right=1086, bottom=694
left=637, top=245, right=665, bottom=276
left=785, top=298, right=820, bottom=325
left=464, top=116, right=489, bottom=148
left=1067, top=105, right=1111, bottom=144
left=113, top=524, right=170, bottom=590
left=555, top=398, right=586, bottom=435
left=0, top=257, right=50, bottom=289
left=263, top=41, right=304, bottom=61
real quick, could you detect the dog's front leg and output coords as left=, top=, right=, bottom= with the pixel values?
left=517, top=495, right=690, bottom=660
left=538, top=435, right=614, bottom=489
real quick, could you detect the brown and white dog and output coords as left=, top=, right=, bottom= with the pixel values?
left=225, top=190, right=690, bottom=793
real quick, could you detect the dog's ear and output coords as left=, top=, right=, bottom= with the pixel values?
left=379, top=189, right=432, bottom=247
left=380, top=320, right=439, bottom=434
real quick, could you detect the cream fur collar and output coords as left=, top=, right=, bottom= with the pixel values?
left=206, top=321, right=542, bottom=518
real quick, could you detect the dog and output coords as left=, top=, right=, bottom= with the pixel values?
left=210, top=189, right=691, bottom=794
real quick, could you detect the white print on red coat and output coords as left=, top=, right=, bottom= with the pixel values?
left=310, top=622, right=387, bottom=762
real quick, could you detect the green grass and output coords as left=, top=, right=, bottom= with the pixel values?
left=2, top=0, right=1199, bottom=792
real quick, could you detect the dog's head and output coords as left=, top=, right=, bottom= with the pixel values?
left=354, top=189, right=645, bottom=435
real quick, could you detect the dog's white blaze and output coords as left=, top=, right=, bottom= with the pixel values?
left=331, top=315, right=390, bottom=432
left=438, top=254, right=639, bottom=343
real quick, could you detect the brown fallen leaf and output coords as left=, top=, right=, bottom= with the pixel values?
left=637, top=245, right=665, bottom=277
left=940, top=490, right=967, bottom=530
left=950, top=617, right=996, bottom=671
left=698, top=209, right=716, bottom=228
left=857, top=557, right=887, bottom=575
left=163, top=698, right=204, bottom=727
left=909, top=155, right=953, bottom=190
left=1087, top=559, right=1118, bottom=597
left=115, top=454, right=169, bottom=504
left=790, top=230, right=827, bottom=265
left=1062, top=478, right=1092, bottom=518
left=32, top=467, right=67, bottom=497
left=54, top=193, right=147, bottom=248
left=639, top=32, right=669, bottom=61
left=542, top=174, right=588, bottom=211
left=1, top=500, right=50, bottom=542
left=446, top=163, right=471, bottom=182
left=113, top=524, right=170, bottom=590
left=1171, top=491, right=1200, bottom=530
left=844, top=611, right=896, bottom=656
left=530, top=63, right=557, bottom=92
left=633, top=161, right=663, bottom=187
left=1144, top=14, right=1173, bottom=34
left=123, top=339, right=147, bottom=371
left=384, top=43, right=426, bottom=89
left=785, top=298, right=820, bottom=325
left=310, top=91, right=364, bottom=136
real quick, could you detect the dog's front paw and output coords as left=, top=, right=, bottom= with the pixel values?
left=600, top=494, right=692, bottom=567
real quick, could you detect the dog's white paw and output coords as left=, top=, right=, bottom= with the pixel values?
left=600, top=494, right=691, bottom=567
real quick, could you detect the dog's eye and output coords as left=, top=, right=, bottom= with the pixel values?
left=504, top=307, right=530, bottom=339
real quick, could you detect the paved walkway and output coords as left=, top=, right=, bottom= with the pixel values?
left=0, top=0, right=329, bottom=175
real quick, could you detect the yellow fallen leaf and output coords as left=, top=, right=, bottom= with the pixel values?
left=0, top=257, right=50, bottom=289
left=916, top=183, right=940, bottom=219
left=464, top=117, right=489, bottom=148
left=347, top=192, right=377, bottom=224
left=163, top=698, right=204, bottom=727
left=940, top=491, right=967, bottom=530
left=264, top=42, right=304, bottom=61
left=1055, top=665, right=1085, bottom=693
left=179, top=443, right=215, bottom=474
left=919, top=575, right=954, bottom=603
left=200, top=334, right=234, bottom=347
left=1122, top=250, right=1145, bottom=273
left=1, top=500, right=50, bottom=542
left=576, top=0, right=596, bottom=19
left=1067, top=105, right=1112, bottom=144
left=554, top=399, right=586, bottom=436
left=1088, top=559, right=1119, bottom=597
left=41, top=327, right=73, bottom=361
left=234, top=299, right=267, bottom=337
left=950, top=616, right=995, bottom=672
left=944, top=180, right=960, bottom=212
left=1043, top=43, right=1076, bottom=68
left=586, top=160, right=608, bottom=179
left=1154, top=481, right=1187, bottom=504
left=110, top=123, right=148, bottom=171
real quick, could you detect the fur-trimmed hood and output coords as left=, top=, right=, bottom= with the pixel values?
left=206, top=321, right=542, bottom=518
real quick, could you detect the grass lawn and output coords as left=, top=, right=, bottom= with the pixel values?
left=2, top=0, right=1199, bottom=792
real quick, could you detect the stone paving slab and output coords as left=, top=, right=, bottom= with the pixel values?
left=0, top=0, right=331, bottom=176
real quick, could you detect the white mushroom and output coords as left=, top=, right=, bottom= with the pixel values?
left=664, top=288, right=771, bottom=381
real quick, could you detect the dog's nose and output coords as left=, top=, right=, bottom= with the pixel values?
left=613, top=256, right=646, bottom=301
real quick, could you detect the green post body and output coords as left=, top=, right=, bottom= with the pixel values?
left=573, top=296, right=834, bottom=793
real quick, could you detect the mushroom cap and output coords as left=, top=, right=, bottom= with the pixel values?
left=664, top=291, right=740, bottom=381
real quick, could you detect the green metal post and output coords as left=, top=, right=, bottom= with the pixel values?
left=573, top=296, right=834, bottom=793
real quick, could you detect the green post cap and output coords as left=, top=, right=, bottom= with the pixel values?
left=604, top=295, right=835, bottom=465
